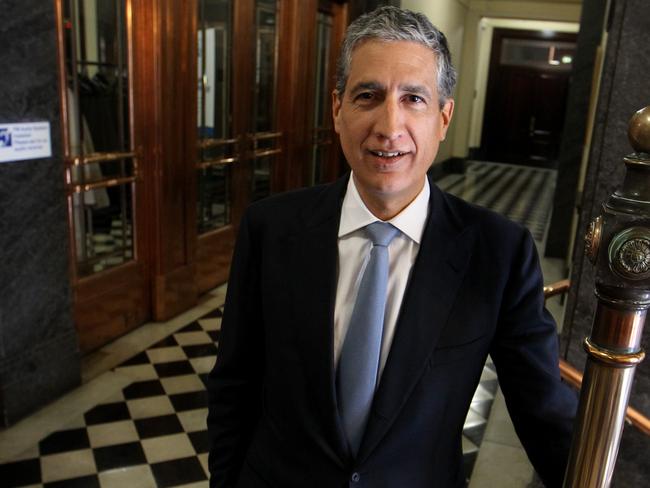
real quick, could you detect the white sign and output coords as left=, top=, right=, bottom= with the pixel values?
left=0, top=121, right=52, bottom=164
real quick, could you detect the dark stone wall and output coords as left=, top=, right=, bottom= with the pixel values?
left=545, top=0, right=608, bottom=259
left=560, top=0, right=650, bottom=485
left=0, top=1, right=80, bottom=426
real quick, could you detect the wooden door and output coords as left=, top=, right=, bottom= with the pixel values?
left=194, top=0, right=241, bottom=294
left=194, top=0, right=348, bottom=292
left=194, top=0, right=285, bottom=294
left=481, top=29, right=577, bottom=168
left=56, top=0, right=151, bottom=353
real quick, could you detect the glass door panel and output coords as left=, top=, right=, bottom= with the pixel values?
left=197, top=0, right=234, bottom=234
left=57, top=0, right=150, bottom=354
left=62, top=0, right=137, bottom=277
left=194, top=0, right=284, bottom=293
left=311, top=10, right=334, bottom=186
left=251, top=0, right=280, bottom=201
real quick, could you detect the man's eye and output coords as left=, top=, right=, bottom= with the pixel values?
left=355, top=92, right=374, bottom=102
left=407, top=94, right=424, bottom=104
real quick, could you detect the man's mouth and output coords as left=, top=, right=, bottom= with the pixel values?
left=369, top=150, right=408, bottom=158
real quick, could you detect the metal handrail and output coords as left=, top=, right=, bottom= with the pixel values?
left=558, top=358, right=650, bottom=436
left=68, top=175, right=138, bottom=194
left=252, top=148, right=282, bottom=159
left=543, top=278, right=570, bottom=298
left=198, top=137, right=239, bottom=149
left=544, top=279, right=650, bottom=436
left=196, top=156, right=238, bottom=169
left=67, top=151, right=137, bottom=166
left=248, top=131, right=282, bottom=141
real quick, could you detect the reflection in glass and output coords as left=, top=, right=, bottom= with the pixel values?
left=311, top=11, right=333, bottom=185
left=251, top=0, right=278, bottom=201
left=500, top=39, right=576, bottom=71
left=72, top=185, right=134, bottom=275
left=197, top=166, right=231, bottom=232
left=197, top=0, right=233, bottom=233
left=197, top=0, right=231, bottom=139
left=65, top=0, right=130, bottom=154
left=253, top=0, right=278, bottom=133
left=62, top=0, right=135, bottom=277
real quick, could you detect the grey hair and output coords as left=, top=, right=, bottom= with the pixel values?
left=335, top=6, right=457, bottom=107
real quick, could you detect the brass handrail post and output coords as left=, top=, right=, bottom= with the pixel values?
left=563, top=106, right=650, bottom=488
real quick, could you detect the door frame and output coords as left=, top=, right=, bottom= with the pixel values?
left=479, top=27, right=577, bottom=166
left=467, top=18, right=579, bottom=152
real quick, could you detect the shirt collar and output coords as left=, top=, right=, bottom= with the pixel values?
left=338, top=173, right=430, bottom=244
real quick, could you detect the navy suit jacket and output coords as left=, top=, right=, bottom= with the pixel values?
left=207, top=174, right=577, bottom=488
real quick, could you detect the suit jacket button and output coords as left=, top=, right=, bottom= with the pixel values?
left=351, top=472, right=361, bottom=483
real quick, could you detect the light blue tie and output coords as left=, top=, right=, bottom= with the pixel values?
left=337, top=221, right=399, bottom=455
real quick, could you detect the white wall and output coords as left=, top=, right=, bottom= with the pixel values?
left=402, top=0, right=470, bottom=163
left=452, top=1, right=582, bottom=157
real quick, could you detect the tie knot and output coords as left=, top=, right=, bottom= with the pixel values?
left=365, top=222, right=399, bottom=247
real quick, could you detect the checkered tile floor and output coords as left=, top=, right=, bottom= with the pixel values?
left=435, top=161, right=557, bottom=242
left=0, top=307, right=221, bottom=488
left=0, top=303, right=497, bottom=487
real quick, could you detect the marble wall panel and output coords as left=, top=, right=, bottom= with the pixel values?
left=545, top=0, right=607, bottom=259
left=0, top=0, right=80, bottom=426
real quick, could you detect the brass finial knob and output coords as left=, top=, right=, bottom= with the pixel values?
left=628, top=106, right=650, bottom=154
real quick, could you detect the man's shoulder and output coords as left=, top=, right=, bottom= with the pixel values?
left=243, top=179, right=345, bottom=233
left=433, top=185, right=538, bottom=277
left=252, top=182, right=333, bottom=209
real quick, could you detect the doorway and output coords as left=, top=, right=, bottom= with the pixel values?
left=480, top=28, right=577, bottom=168
left=57, top=0, right=348, bottom=354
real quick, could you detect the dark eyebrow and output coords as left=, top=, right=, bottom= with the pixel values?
left=400, top=84, right=432, bottom=99
left=348, top=81, right=432, bottom=100
left=349, top=81, right=385, bottom=97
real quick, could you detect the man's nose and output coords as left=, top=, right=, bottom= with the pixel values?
left=373, top=100, right=404, bottom=142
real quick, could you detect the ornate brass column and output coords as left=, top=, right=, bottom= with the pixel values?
left=563, top=107, right=650, bottom=488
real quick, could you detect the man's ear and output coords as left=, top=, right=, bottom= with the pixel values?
left=332, top=90, right=342, bottom=134
left=439, top=98, right=454, bottom=140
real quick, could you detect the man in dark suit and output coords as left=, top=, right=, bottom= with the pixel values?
left=207, top=6, right=577, bottom=487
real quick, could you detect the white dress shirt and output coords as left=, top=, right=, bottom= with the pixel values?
left=334, top=174, right=430, bottom=380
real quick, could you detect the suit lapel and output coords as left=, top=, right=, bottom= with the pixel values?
left=289, top=176, right=351, bottom=462
left=357, top=182, right=476, bottom=462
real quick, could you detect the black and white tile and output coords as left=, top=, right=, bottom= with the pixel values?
left=435, top=161, right=557, bottom=242
left=0, top=300, right=496, bottom=487
left=0, top=309, right=221, bottom=488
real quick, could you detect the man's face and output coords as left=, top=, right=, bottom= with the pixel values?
left=333, top=40, right=454, bottom=216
